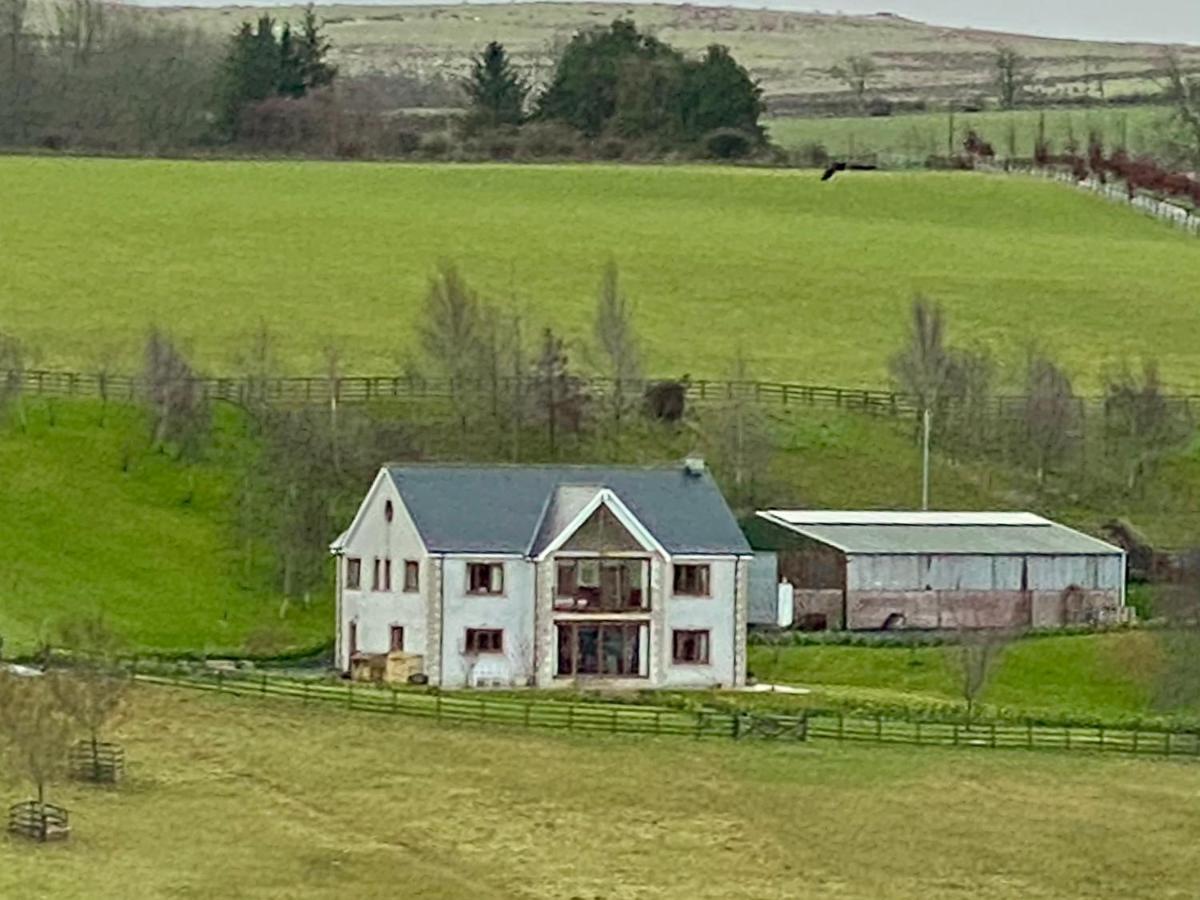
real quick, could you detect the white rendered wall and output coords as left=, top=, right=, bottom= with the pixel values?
left=438, top=557, right=536, bottom=688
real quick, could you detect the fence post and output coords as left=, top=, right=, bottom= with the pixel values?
left=837, top=712, right=844, bottom=742
left=731, top=714, right=741, bottom=740
left=990, top=722, right=996, bottom=749
left=611, top=708, right=618, bottom=734
left=303, top=682, right=309, bottom=705
left=1027, top=722, right=1033, bottom=750
left=347, top=682, right=353, bottom=710
left=524, top=702, right=532, bottom=729
left=479, top=699, right=486, bottom=723
left=952, top=723, right=959, bottom=746
left=655, top=709, right=662, bottom=735
left=391, top=688, right=397, bottom=714
left=261, top=674, right=267, bottom=695
left=915, top=721, right=921, bottom=745
left=875, top=714, right=882, bottom=743
left=436, top=694, right=443, bottom=723
left=695, top=711, right=704, bottom=740
left=1098, top=726, right=1104, bottom=751
left=1064, top=727, right=1071, bottom=751
left=217, top=669, right=223, bottom=693
left=1132, top=728, right=1139, bottom=754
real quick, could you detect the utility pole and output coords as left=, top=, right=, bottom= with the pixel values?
left=921, top=407, right=932, bottom=511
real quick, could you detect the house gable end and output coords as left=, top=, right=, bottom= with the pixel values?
left=536, top=489, right=666, bottom=561
left=333, top=468, right=428, bottom=556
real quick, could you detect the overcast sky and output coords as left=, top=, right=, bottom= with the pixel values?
left=125, top=0, right=1200, bottom=45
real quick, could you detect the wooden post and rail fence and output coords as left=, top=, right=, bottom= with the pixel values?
left=129, top=664, right=1200, bottom=760
left=5, top=367, right=1199, bottom=423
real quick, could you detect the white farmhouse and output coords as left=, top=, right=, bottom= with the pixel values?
left=331, top=462, right=753, bottom=689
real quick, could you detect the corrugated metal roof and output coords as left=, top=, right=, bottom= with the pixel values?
left=764, top=511, right=1048, bottom=527
left=756, top=510, right=1122, bottom=556
left=388, top=465, right=751, bottom=556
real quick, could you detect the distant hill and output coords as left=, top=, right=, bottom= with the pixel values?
left=137, top=2, right=1200, bottom=110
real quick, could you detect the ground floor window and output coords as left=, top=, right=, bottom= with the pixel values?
left=389, top=625, right=405, bottom=652
left=465, top=628, right=503, bottom=654
left=556, top=622, right=643, bottom=677
left=672, top=630, right=710, bottom=665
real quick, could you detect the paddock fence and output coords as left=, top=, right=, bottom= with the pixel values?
left=133, top=667, right=1200, bottom=759
left=7, top=367, right=1200, bottom=421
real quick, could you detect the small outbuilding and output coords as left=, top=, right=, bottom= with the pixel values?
left=749, top=511, right=1127, bottom=631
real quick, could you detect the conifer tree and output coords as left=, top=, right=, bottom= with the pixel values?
left=463, top=41, right=527, bottom=130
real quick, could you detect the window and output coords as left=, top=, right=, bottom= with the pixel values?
left=673, top=564, right=710, bottom=596
left=389, top=625, right=405, bottom=652
left=556, top=623, right=642, bottom=677
left=384, top=500, right=394, bottom=523
left=348, top=621, right=358, bottom=658
left=554, top=559, right=647, bottom=611
left=404, top=560, right=420, bottom=593
left=467, top=563, right=504, bottom=595
left=672, top=630, right=710, bottom=665
left=465, top=628, right=503, bottom=654
left=345, top=557, right=361, bottom=590
left=372, top=558, right=392, bottom=592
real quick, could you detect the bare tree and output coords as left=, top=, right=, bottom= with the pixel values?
left=953, top=624, right=1013, bottom=723
left=1153, top=553, right=1200, bottom=711
left=142, top=328, right=210, bottom=460
left=1021, top=350, right=1079, bottom=485
left=830, top=55, right=881, bottom=113
left=888, top=296, right=956, bottom=437
left=0, top=329, right=26, bottom=427
left=51, top=613, right=128, bottom=783
left=0, top=0, right=33, bottom=141
left=592, top=261, right=642, bottom=449
left=993, top=46, right=1032, bottom=110
left=705, top=349, right=774, bottom=512
left=420, top=262, right=484, bottom=444
left=1162, top=52, right=1200, bottom=168
left=1102, top=360, right=1192, bottom=493
left=530, top=327, right=588, bottom=458
left=0, top=672, right=76, bottom=839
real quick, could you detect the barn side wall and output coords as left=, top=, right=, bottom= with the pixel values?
left=845, top=588, right=1123, bottom=630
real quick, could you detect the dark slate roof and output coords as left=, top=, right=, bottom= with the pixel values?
left=387, top=465, right=751, bottom=556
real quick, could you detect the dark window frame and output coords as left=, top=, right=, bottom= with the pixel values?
left=389, top=625, right=405, bottom=653
left=345, top=557, right=361, bottom=590
left=466, top=562, right=505, bottom=596
left=404, top=560, right=420, bottom=593
left=384, top=500, right=394, bottom=523
left=672, top=629, right=711, bottom=665
left=673, top=564, right=711, bottom=597
left=465, top=628, right=504, bottom=654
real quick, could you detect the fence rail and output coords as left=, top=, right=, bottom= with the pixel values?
left=7, top=367, right=1200, bottom=417
left=135, top=668, right=1200, bottom=759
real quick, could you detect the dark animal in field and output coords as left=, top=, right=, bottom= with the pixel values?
left=820, top=162, right=879, bottom=181
left=644, top=377, right=689, bottom=422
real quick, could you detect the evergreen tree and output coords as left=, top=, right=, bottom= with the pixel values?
left=680, top=45, right=764, bottom=141
left=217, top=5, right=335, bottom=140
left=463, top=41, right=527, bottom=130
left=536, top=19, right=680, bottom=137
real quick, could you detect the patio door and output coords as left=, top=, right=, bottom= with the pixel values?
left=556, top=622, right=643, bottom=677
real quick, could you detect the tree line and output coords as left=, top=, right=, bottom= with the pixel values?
left=0, top=3, right=765, bottom=160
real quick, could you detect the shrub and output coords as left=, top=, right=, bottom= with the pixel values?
left=517, top=123, right=581, bottom=159
left=419, top=133, right=451, bottom=159
left=702, top=128, right=754, bottom=160
left=390, top=129, right=422, bottom=156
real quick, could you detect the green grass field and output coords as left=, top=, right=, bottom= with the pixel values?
left=0, top=400, right=329, bottom=657
left=747, top=632, right=1168, bottom=723
left=1, top=686, right=1197, bottom=899
left=768, top=105, right=1175, bottom=162
left=4, top=157, right=1200, bottom=389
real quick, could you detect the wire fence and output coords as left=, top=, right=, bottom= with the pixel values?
left=133, top=667, right=1200, bottom=759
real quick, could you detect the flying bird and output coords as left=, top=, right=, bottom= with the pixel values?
left=821, top=162, right=880, bottom=182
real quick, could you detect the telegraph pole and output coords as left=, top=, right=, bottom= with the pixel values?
left=921, top=407, right=932, bottom=511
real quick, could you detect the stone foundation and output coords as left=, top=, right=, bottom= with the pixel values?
left=791, top=589, right=845, bottom=629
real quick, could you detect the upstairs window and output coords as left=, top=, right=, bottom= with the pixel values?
left=404, top=560, right=420, bottom=593
left=672, top=630, right=710, bottom=665
left=383, top=559, right=392, bottom=592
left=465, top=628, right=503, bottom=654
left=372, top=558, right=381, bottom=591
left=345, top=557, right=362, bottom=590
left=372, top=558, right=392, bottom=592
left=467, top=563, right=504, bottom=595
left=673, top=564, right=710, bottom=597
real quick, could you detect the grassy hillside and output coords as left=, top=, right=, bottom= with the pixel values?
left=748, top=632, right=1165, bottom=723
left=1, top=686, right=1197, bottom=899
left=769, top=104, right=1175, bottom=162
left=142, top=2, right=1200, bottom=106
left=4, top=157, right=1200, bottom=388
left=0, top=400, right=329, bottom=656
